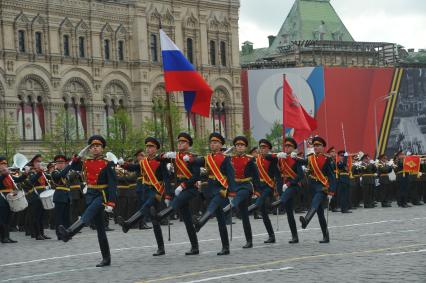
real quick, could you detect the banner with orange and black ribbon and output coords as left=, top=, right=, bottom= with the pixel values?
left=175, top=154, right=192, bottom=179
left=279, top=158, right=297, bottom=180
left=308, top=155, right=329, bottom=188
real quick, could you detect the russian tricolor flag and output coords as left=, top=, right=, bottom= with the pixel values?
left=160, top=30, right=213, bottom=117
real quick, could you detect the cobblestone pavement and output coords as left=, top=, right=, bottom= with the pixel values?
left=1, top=204, right=426, bottom=283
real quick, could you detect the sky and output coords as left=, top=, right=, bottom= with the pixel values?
left=239, top=0, right=426, bottom=50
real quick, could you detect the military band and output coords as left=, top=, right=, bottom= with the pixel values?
left=1, top=131, right=426, bottom=267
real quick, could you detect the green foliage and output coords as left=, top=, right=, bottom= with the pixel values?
left=0, top=117, right=20, bottom=163
left=244, top=128, right=258, bottom=149
left=191, top=135, right=209, bottom=156
left=43, top=109, right=85, bottom=159
left=265, top=120, right=283, bottom=151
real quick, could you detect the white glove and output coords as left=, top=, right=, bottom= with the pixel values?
left=83, top=185, right=88, bottom=195
left=196, top=181, right=202, bottom=189
left=164, top=152, right=176, bottom=159
left=374, top=173, right=378, bottom=177
left=117, top=158, right=125, bottom=165
left=165, top=199, right=171, bottom=207
left=282, top=184, right=288, bottom=190
left=104, top=205, right=114, bottom=213
left=302, top=165, right=307, bottom=172
left=290, top=152, right=297, bottom=158
left=344, top=152, right=349, bottom=157
left=24, top=166, right=30, bottom=173
left=407, top=151, right=412, bottom=156
left=307, top=147, right=315, bottom=156
left=183, top=155, right=190, bottom=162
left=276, top=152, right=287, bottom=159
left=369, top=160, right=375, bottom=164
left=327, top=194, right=333, bottom=201
left=419, top=172, right=423, bottom=177
left=228, top=197, right=234, bottom=203
left=166, top=163, right=174, bottom=173
left=175, top=185, right=183, bottom=196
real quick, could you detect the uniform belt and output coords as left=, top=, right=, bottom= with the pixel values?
left=87, top=184, right=108, bottom=189
left=56, top=187, right=70, bottom=191
left=34, top=186, right=45, bottom=190
left=118, top=185, right=134, bottom=189
left=379, top=174, right=389, bottom=177
left=339, top=173, right=349, bottom=176
left=137, top=177, right=143, bottom=181
left=26, top=188, right=34, bottom=194
left=208, top=176, right=217, bottom=180
left=235, top=177, right=252, bottom=182
left=0, top=189, right=12, bottom=193
left=177, top=175, right=189, bottom=179
left=143, top=181, right=153, bottom=186
left=69, top=185, right=81, bottom=190
left=353, top=174, right=360, bottom=177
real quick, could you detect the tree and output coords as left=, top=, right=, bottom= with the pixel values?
left=265, top=120, right=284, bottom=151
left=0, top=117, right=20, bottom=163
left=43, top=109, right=85, bottom=159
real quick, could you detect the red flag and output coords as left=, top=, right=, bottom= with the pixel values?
left=283, top=77, right=317, bottom=143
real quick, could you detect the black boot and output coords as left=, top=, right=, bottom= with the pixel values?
left=289, top=233, right=299, bottom=244
left=58, top=219, right=84, bottom=242
left=319, top=227, right=330, bottom=243
left=300, top=207, right=316, bottom=229
left=117, top=210, right=143, bottom=233
left=194, top=211, right=212, bottom=232
left=96, top=238, right=111, bottom=267
left=217, top=245, right=230, bottom=255
left=1, top=225, right=18, bottom=243
left=153, top=246, right=165, bottom=256
left=264, top=235, right=276, bottom=244
left=242, top=240, right=253, bottom=249
left=247, top=203, right=258, bottom=213
left=185, top=245, right=199, bottom=255
left=155, top=206, right=174, bottom=222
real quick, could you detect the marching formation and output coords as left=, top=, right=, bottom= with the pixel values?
left=1, top=133, right=426, bottom=267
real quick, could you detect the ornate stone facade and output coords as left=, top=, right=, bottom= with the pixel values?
left=0, top=0, right=242, bottom=151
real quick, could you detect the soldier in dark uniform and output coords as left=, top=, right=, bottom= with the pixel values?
left=299, top=136, right=336, bottom=243
left=247, top=139, right=280, bottom=244
left=0, top=157, right=28, bottom=243
left=193, top=133, right=235, bottom=255
left=337, top=150, right=352, bottom=213
left=118, top=137, right=171, bottom=256
left=359, top=154, right=377, bottom=208
left=377, top=154, right=393, bottom=207
left=26, top=154, right=51, bottom=240
left=116, top=166, right=138, bottom=225
left=153, top=132, right=201, bottom=255
left=223, top=136, right=259, bottom=249
left=327, top=147, right=339, bottom=212
left=68, top=170, right=84, bottom=223
left=271, top=137, right=305, bottom=243
left=59, top=135, right=117, bottom=267
left=394, top=151, right=410, bottom=208
left=133, top=149, right=151, bottom=230
left=51, top=155, right=72, bottom=240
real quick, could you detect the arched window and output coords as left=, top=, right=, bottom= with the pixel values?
left=210, top=89, right=228, bottom=138
left=17, top=78, right=46, bottom=141
left=104, top=82, right=128, bottom=138
left=209, top=40, right=216, bottom=66
left=118, top=40, right=124, bottom=61
left=63, top=35, right=70, bottom=56
left=35, top=31, right=43, bottom=54
left=186, top=38, right=194, bottom=64
left=78, top=37, right=85, bottom=58
left=104, top=39, right=110, bottom=61
left=220, top=41, right=227, bottom=66
left=150, top=33, right=158, bottom=62
left=63, top=80, right=89, bottom=140
left=18, top=30, right=26, bottom=53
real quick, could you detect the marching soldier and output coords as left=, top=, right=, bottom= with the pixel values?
left=247, top=139, right=280, bottom=244
left=359, top=154, right=377, bottom=208
left=337, top=151, right=352, bottom=213
left=58, top=135, right=117, bottom=267
left=26, top=154, right=51, bottom=240
left=68, top=170, right=84, bottom=223
left=299, top=136, right=336, bottom=243
left=118, top=137, right=171, bottom=256
left=133, top=149, right=151, bottom=230
left=116, top=165, right=138, bottom=225
left=272, top=137, right=305, bottom=243
left=377, top=154, right=393, bottom=207
left=51, top=155, right=72, bottom=240
left=394, top=151, right=410, bottom=208
left=223, top=136, right=259, bottom=249
left=193, top=133, right=235, bottom=255
left=153, top=132, right=201, bottom=255
left=0, top=157, right=28, bottom=243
